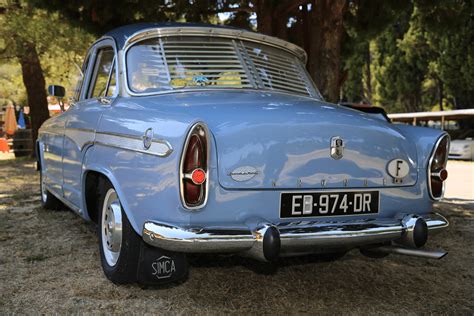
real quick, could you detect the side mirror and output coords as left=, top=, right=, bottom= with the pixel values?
left=48, top=85, right=66, bottom=98
left=48, top=85, right=66, bottom=112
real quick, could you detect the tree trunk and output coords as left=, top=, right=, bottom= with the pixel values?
left=438, top=80, right=443, bottom=111
left=302, top=4, right=311, bottom=54
left=18, top=42, right=49, bottom=156
left=307, top=0, right=348, bottom=103
left=255, top=0, right=290, bottom=40
left=256, top=0, right=273, bottom=35
left=364, top=44, right=372, bottom=103
left=272, top=13, right=288, bottom=40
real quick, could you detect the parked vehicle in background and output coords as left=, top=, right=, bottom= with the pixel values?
left=38, top=23, right=451, bottom=285
left=449, top=129, right=474, bottom=161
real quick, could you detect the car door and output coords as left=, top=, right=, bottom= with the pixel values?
left=40, top=112, right=68, bottom=196
left=62, top=39, right=118, bottom=209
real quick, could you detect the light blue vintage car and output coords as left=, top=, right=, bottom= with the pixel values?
left=39, top=23, right=450, bottom=285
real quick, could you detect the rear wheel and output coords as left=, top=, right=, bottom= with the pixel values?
left=98, top=179, right=140, bottom=284
left=40, top=167, right=62, bottom=210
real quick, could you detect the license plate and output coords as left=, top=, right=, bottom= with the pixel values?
left=280, top=190, right=379, bottom=218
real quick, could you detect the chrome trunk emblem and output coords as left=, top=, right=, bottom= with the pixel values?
left=143, top=128, right=154, bottom=150
left=229, top=166, right=258, bottom=182
left=330, top=136, right=344, bottom=160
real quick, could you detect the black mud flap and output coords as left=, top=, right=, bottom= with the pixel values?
left=136, top=242, right=188, bottom=285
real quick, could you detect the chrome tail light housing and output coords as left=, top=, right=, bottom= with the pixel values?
left=428, top=134, right=450, bottom=200
left=180, top=122, right=210, bottom=209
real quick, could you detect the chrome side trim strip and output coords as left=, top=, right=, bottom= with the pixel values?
left=42, top=127, right=173, bottom=157
left=95, top=131, right=173, bottom=157
left=39, top=130, right=63, bottom=137
left=67, top=127, right=96, bottom=133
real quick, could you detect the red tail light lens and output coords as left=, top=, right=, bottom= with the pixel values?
left=428, top=135, right=450, bottom=200
left=180, top=123, right=209, bottom=209
left=191, top=168, right=206, bottom=185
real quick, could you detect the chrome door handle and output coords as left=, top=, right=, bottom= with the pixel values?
left=98, top=97, right=112, bottom=105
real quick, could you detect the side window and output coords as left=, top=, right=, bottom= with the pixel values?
left=88, top=47, right=115, bottom=98
left=73, top=54, right=90, bottom=101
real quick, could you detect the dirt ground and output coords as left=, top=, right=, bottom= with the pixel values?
left=445, top=160, right=474, bottom=200
left=0, top=159, right=473, bottom=314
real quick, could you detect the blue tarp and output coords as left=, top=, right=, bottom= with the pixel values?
left=17, top=109, right=25, bottom=129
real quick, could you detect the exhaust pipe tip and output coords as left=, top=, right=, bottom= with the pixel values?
left=398, top=215, right=428, bottom=248
left=371, top=245, right=448, bottom=260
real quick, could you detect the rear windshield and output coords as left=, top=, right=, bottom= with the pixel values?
left=125, top=36, right=320, bottom=98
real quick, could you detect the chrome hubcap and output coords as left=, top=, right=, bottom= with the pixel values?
left=101, top=189, right=122, bottom=267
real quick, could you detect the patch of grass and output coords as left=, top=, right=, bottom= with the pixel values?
left=10, top=192, right=31, bottom=202
left=0, top=235, right=11, bottom=242
left=25, top=254, right=48, bottom=263
left=0, top=156, right=35, bottom=166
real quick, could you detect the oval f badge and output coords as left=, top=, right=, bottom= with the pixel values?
left=330, top=136, right=344, bottom=160
left=387, top=159, right=409, bottom=179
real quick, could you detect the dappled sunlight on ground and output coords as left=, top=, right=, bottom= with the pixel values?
left=0, top=159, right=473, bottom=313
left=445, top=160, right=474, bottom=201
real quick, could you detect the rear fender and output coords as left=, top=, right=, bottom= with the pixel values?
left=81, top=146, right=141, bottom=234
left=394, top=125, right=447, bottom=168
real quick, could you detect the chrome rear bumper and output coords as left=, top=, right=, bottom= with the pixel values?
left=142, top=213, right=448, bottom=261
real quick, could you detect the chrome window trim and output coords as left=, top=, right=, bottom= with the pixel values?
left=73, top=52, right=91, bottom=102
left=124, top=86, right=320, bottom=98
left=427, top=134, right=450, bottom=201
left=123, top=27, right=307, bottom=62
left=179, top=122, right=210, bottom=210
left=294, top=57, right=323, bottom=99
left=104, top=55, right=116, bottom=97
left=88, top=46, right=115, bottom=99
left=83, top=37, right=120, bottom=101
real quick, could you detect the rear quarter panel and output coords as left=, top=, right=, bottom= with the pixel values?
left=81, top=100, right=210, bottom=233
left=393, top=124, right=448, bottom=168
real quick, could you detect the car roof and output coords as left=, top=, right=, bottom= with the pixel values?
left=102, top=22, right=307, bottom=62
left=104, top=22, right=238, bottom=48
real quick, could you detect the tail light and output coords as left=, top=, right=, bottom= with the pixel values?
left=180, top=122, right=209, bottom=209
left=428, top=134, right=450, bottom=200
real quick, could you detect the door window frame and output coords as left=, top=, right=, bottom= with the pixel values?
left=79, top=37, right=119, bottom=101
left=72, top=53, right=91, bottom=102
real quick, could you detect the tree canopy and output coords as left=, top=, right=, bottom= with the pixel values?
left=1, top=0, right=473, bottom=148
